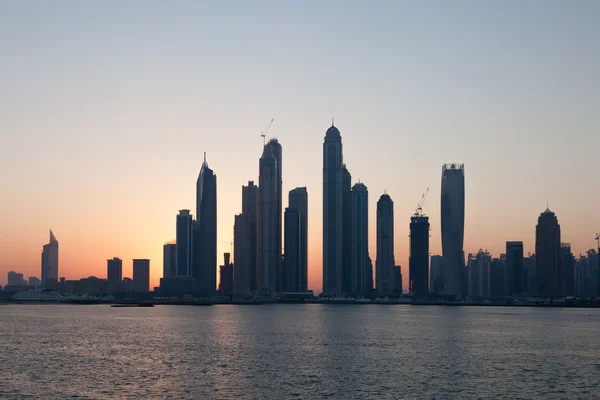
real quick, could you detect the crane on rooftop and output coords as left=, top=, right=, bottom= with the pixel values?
left=261, top=118, right=274, bottom=146
left=415, top=187, right=429, bottom=217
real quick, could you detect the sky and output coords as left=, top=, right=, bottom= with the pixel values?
left=1, top=1, right=599, bottom=291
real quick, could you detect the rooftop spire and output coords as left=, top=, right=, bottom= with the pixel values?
left=332, top=117, right=334, bottom=126
left=49, top=229, right=58, bottom=244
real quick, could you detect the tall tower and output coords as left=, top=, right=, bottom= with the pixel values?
left=323, top=123, right=343, bottom=295
left=242, top=181, right=259, bottom=292
left=376, top=193, right=395, bottom=296
left=284, top=207, right=301, bottom=292
left=195, top=153, right=217, bottom=295
left=107, top=257, right=123, bottom=283
left=341, top=164, right=353, bottom=294
left=440, top=163, right=465, bottom=297
left=163, top=243, right=176, bottom=278
left=409, top=213, right=430, bottom=298
left=535, top=208, right=561, bottom=297
left=41, top=230, right=59, bottom=287
left=176, top=210, right=193, bottom=276
left=132, top=259, right=150, bottom=293
left=258, top=142, right=280, bottom=293
left=505, top=241, right=524, bottom=296
left=351, top=183, right=369, bottom=295
left=267, top=139, right=283, bottom=292
left=288, top=187, right=308, bottom=291
left=234, top=214, right=251, bottom=294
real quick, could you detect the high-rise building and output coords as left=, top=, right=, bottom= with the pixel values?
left=267, top=139, right=283, bottom=292
left=41, top=230, right=59, bottom=287
left=351, top=183, right=370, bottom=295
left=561, top=243, right=575, bottom=296
left=234, top=213, right=251, bottom=294
left=163, top=243, right=176, bottom=278
left=409, top=212, right=430, bottom=298
left=505, top=241, right=524, bottom=296
left=440, top=164, right=465, bottom=297
left=194, top=153, right=217, bottom=294
left=132, top=259, right=150, bottom=292
left=107, top=257, right=123, bottom=283
left=7, top=271, right=25, bottom=286
left=242, top=181, right=258, bottom=292
left=219, top=253, right=233, bottom=294
left=258, top=141, right=281, bottom=293
left=288, top=187, right=308, bottom=291
left=490, top=258, right=505, bottom=297
left=376, top=193, right=395, bottom=296
left=176, top=210, right=193, bottom=277
left=394, top=265, right=403, bottom=295
left=535, top=208, right=561, bottom=297
left=341, top=165, right=352, bottom=295
left=430, top=255, right=444, bottom=293
left=284, top=207, right=301, bottom=292
left=323, top=123, right=344, bottom=295
left=467, top=249, right=490, bottom=297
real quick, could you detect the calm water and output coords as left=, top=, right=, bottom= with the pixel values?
left=1, top=304, right=599, bottom=399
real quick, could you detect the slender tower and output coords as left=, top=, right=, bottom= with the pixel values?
left=323, top=122, right=344, bottom=295
left=409, top=211, right=430, bottom=298
left=535, top=208, right=561, bottom=297
left=341, top=165, right=352, bottom=294
left=41, top=230, right=59, bottom=287
left=351, top=183, right=369, bottom=295
left=377, top=193, right=396, bottom=296
left=440, top=163, right=465, bottom=297
left=195, top=153, right=217, bottom=295
left=288, top=187, right=308, bottom=292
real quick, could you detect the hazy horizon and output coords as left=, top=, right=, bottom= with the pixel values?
left=1, top=1, right=599, bottom=290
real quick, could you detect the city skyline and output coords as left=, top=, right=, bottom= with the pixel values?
left=2, top=2, right=599, bottom=290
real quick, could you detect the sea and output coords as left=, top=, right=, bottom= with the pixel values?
left=1, top=304, right=599, bottom=399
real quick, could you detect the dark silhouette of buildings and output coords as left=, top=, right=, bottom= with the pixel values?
left=409, top=213, right=429, bottom=298
left=8, top=271, right=26, bottom=286
left=490, top=258, right=505, bottom=297
left=561, top=243, right=575, bottom=296
left=323, top=123, right=344, bottom=295
left=284, top=207, right=301, bottom=292
left=430, top=255, right=444, bottom=293
left=219, top=253, right=233, bottom=294
left=258, top=141, right=281, bottom=294
left=535, top=208, right=561, bottom=297
left=176, top=210, right=193, bottom=276
left=41, top=230, right=59, bottom=287
left=195, top=153, right=217, bottom=295
left=234, top=213, right=251, bottom=294
left=132, top=259, right=150, bottom=292
left=394, top=265, right=403, bottom=295
left=242, top=181, right=258, bottom=292
left=467, top=249, right=490, bottom=297
left=440, top=164, right=465, bottom=297
left=107, top=257, right=123, bottom=283
left=288, top=187, right=308, bottom=291
left=163, top=243, right=176, bottom=278
left=376, top=193, right=395, bottom=296
left=351, top=183, right=370, bottom=295
left=341, top=164, right=352, bottom=295
left=505, top=241, right=524, bottom=296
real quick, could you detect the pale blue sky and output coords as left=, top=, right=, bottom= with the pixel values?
left=1, top=1, right=599, bottom=288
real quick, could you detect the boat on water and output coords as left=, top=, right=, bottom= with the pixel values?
left=111, top=303, right=155, bottom=308
left=12, top=290, right=63, bottom=302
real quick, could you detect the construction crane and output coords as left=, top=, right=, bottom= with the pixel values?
left=261, top=118, right=274, bottom=146
left=415, top=187, right=429, bottom=216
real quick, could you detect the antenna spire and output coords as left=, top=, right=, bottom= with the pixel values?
left=204, top=151, right=206, bottom=164
left=332, top=117, right=334, bottom=126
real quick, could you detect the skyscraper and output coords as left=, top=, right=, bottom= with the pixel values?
left=163, top=243, right=176, bottom=278
left=242, top=181, right=258, bottom=292
left=561, top=243, right=575, bottom=296
left=267, top=139, right=283, bottom=292
left=409, top=212, right=430, bottom=298
left=535, top=208, right=561, bottom=297
left=288, top=187, right=308, bottom=292
left=132, top=259, right=150, bottom=293
left=176, top=210, right=193, bottom=277
left=323, top=123, right=343, bottom=295
left=107, top=257, right=123, bottom=283
left=376, top=193, right=395, bottom=296
left=490, top=258, right=505, bottom=297
left=41, top=230, right=59, bottom=287
left=195, top=153, right=217, bottom=295
left=258, top=141, right=280, bottom=293
left=341, top=164, right=352, bottom=295
left=234, top=213, right=251, bottom=294
left=351, top=183, right=370, bottom=295
left=440, top=164, right=465, bottom=297
left=219, top=253, right=233, bottom=294
left=430, top=255, right=444, bottom=293
left=284, top=207, right=301, bottom=292
left=505, top=241, right=524, bottom=296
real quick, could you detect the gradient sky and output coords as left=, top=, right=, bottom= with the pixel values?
left=1, top=1, right=599, bottom=291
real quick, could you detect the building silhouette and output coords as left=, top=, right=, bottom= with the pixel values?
left=132, top=259, right=150, bottom=292
left=287, top=187, right=308, bottom=292
left=376, top=193, right=395, bottom=296
left=394, top=265, right=403, bottom=295
left=8, top=271, right=26, bottom=286
left=430, top=255, right=444, bottom=293
left=284, top=207, right=301, bottom=292
left=505, top=241, right=524, bottom=296
left=561, top=243, right=575, bottom=296
left=268, top=139, right=283, bottom=292
left=490, top=258, right=505, bottom=297
left=219, top=253, right=233, bottom=294
left=351, top=183, right=370, bottom=295
left=440, top=164, right=465, bottom=297
left=258, top=141, right=281, bottom=293
left=242, top=181, right=258, bottom=292
left=467, top=249, right=491, bottom=297
left=107, top=257, right=123, bottom=283
left=41, top=230, right=59, bottom=287
left=323, top=123, right=344, bottom=295
left=409, top=212, right=429, bottom=298
left=194, top=153, right=217, bottom=295
left=163, top=243, right=176, bottom=278
left=535, top=208, right=561, bottom=297
left=341, top=164, right=352, bottom=295
left=176, top=210, right=193, bottom=276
